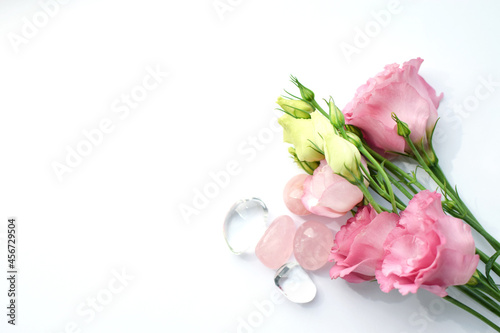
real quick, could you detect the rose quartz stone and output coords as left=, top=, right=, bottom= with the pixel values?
left=283, top=174, right=310, bottom=216
left=255, top=215, right=296, bottom=269
left=294, top=221, right=334, bottom=271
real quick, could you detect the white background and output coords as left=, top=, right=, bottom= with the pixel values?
left=1, top=0, right=500, bottom=332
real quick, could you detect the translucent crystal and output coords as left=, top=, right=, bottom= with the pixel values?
left=293, top=220, right=334, bottom=271
left=274, top=262, right=316, bottom=303
left=223, top=198, right=268, bottom=255
left=255, top=215, right=296, bottom=269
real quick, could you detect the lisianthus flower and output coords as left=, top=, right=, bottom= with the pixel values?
left=279, top=110, right=362, bottom=180
left=329, top=205, right=399, bottom=283
left=278, top=111, right=333, bottom=162
left=323, top=132, right=362, bottom=181
left=376, top=190, right=479, bottom=297
left=301, top=160, right=364, bottom=218
left=343, top=58, right=443, bottom=156
left=283, top=174, right=310, bottom=216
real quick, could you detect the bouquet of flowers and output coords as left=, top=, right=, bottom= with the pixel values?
left=276, top=58, right=500, bottom=330
left=225, top=58, right=500, bottom=331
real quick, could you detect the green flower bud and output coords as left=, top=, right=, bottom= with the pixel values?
left=276, top=97, right=313, bottom=119
left=466, top=270, right=480, bottom=286
left=346, top=132, right=362, bottom=148
left=391, top=112, right=411, bottom=137
left=290, top=76, right=315, bottom=102
left=328, top=97, right=345, bottom=129
left=345, top=125, right=363, bottom=139
left=299, top=85, right=315, bottom=102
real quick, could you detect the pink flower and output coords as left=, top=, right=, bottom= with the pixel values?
left=330, top=205, right=399, bottom=283
left=301, top=160, right=363, bottom=218
left=283, top=174, right=310, bottom=216
left=376, top=190, right=479, bottom=297
left=343, top=58, right=443, bottom=156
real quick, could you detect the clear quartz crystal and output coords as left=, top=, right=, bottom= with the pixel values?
left=223, top=198, right=268, bottom=255
left=274, top=262, right=317, bottom=303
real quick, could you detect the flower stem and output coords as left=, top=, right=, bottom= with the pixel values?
left=455, top=285, right=500, bottom=317
left=310, top=100, right=329, bottom=119
left=361, top=162, right=407, bottom=211
left=444, top=295, right=500, bottom=332
left=355, top=180, right=383, bottom=214
left=431, top=165, right=500, bottom=251
left=477, top=248, right=500, bottom=278
left=475, top=271, right=500, bottom=302
left=363, top=144, right=426, bottom=193
left=359, top=146, right=398, bottom=213
left=405, top=137, right=500, bottom=251
left=384, top=171, right=413, bottom=201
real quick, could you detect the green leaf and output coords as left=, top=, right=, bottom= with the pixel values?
left=307, top=139, right=324, bottom=155
left=283, top=89, right=302, bottom=101
left=428, top=117, right=440, bottom=145
left=384, top=150, right=412, bottom=158
left=375, top=171, right=385, bottom=187
left=276, top=107, right=300, bottom=119
left=485, top=250, right=500, bottom=292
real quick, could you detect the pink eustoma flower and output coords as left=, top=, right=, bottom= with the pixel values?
left=301, top=160, right=363, bottom=218
left=283, top=174, right=310, bottom=216
left=330, top=205, right=399, bottom=283
left=343, top=58, right=443, bottom=156
left=376, top=190, right=479, bottom=297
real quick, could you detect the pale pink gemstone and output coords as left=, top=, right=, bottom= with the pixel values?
left=294, top=221, right=334, bottom=271
left=255, top=215, right=296, bottom=269
left=283, top=174, right=310, bottom=216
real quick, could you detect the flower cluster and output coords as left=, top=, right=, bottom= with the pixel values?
left=332, top=191, right=478, bottom=297
left=276, top=58, right=500, bottom=331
